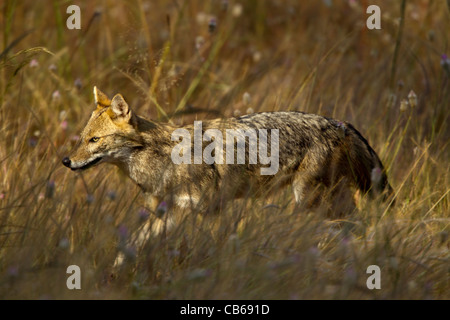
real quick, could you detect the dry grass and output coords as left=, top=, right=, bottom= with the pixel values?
left=0, top=0, right=448, bottom=299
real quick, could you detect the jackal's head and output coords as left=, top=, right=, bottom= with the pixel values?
left=62, top=87, right=143, bottom=171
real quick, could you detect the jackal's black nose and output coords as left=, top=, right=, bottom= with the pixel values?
left=62, top=157, right=71, bottom=168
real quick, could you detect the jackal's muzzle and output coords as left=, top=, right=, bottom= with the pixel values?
left=62, top=156, right=103, bottom=171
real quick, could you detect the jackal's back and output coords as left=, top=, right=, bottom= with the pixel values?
left=233, top=111, right=390, bottom=195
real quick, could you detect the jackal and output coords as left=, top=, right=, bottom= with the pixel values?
left=62, top=87, right=392, bottom=217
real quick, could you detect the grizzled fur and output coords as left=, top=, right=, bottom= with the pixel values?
left=63, top=87, right=392, bottom=218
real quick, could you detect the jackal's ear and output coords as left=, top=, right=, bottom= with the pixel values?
left=109, top=94, right=131, bottom=122
left=93, top=86, right=111, bottom=108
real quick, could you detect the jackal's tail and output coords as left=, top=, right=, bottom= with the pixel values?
left=344, top=123, right=393, bottom=199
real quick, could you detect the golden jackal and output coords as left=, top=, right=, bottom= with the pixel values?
left=63, top=87, right=392, bottom=216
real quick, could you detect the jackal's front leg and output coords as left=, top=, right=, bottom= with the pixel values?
left=113, top=194, right=172, bottom=268
left=140, top=193, right=175, bottom=238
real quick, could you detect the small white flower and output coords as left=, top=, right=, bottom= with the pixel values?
left=59, top=110, right=67, bottom=121
left=243, top=92, right=251, bottom=106
left=195, top=36, right=205, bottom=50
left=399, top=99, right=409, bottom=112
left=408, top=90, right=417, bottom=108
left=29, top=59, right=39, bottom=68
left=52, top=90, right=61, bottom=101
left=232, top=4, right=243, bottom=17
left=196, top=12, right=208, bottom=24
left=48, top=64, right=57, bottom=72
left=252, top=51, right=262, bottom=63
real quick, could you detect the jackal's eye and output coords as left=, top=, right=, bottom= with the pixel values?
left=89, top=137, right=100, bottom=143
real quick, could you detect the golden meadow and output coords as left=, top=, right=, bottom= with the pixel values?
left=0, top=0, right=448, bottom=299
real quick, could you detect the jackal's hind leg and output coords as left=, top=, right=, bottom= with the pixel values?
left=292, top=175, right=324, bottom=209
left=327, top=178, right=357, bottom=218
